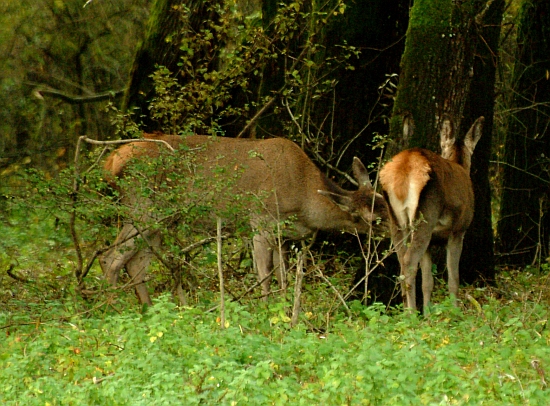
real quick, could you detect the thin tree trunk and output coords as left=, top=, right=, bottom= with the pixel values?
left=497, top=0, right=550, bottom=267
left=217, top=216, right=226, bottom=329
left=460, top=0, right=505, bottom=285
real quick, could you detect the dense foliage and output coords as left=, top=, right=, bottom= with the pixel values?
left=1, top=208, right=550, bottom=404
left=2, top=291, right=550, bottom=404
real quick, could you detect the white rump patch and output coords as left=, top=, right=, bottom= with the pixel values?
left=387, top=176, right=426, bottom=229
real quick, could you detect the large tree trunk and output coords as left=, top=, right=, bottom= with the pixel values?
left=386, top=0, right=495, bottom=306
left=459, top=0, right=505, bottom=285
left=389, top=0, right=486, bottom=149
left=497, top=0, right=550, bottom=267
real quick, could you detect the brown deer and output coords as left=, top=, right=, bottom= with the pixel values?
left=100, top=133, right=388, bottom=305
left=379, top=116, right=484, bottom=311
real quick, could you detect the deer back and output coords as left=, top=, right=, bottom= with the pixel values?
left=379, top=117, right=484, bottom=238
left=104, top=133, right=385, bottom=237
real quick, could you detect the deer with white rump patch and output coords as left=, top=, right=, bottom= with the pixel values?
left=100, top=133, right=388, bottom=305
left=379, top=116, right=484, bottom=311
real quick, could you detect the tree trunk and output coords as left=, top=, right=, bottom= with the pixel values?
left=389, top=0, right=486, bottom=150
left=318, top=0, right=409, bottom=167
left=387, top=0, right=493, bottom=306
left=459, top=0, right=505, bottom=285
left=497, top=0, right=550, bottom=267
left=123, top=0, right=222, bottom=132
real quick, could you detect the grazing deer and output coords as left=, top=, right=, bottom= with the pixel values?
left=379, top=116, right=484, bottom=311
left=100, top=133, right=388, bottom=305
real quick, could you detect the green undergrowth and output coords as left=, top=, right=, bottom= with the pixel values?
left=1, top=192, right=550, bottom=405
left=1, top=294, right=549, bottom=405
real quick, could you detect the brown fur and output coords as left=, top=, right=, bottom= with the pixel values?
left=100, top=133, right=388, bottom=304
left=379, top=117, right=484, bottom=311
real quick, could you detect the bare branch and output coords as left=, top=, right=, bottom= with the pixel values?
left=33, top=87, right=126, bottom=104
left=79, top=136, right=176, bottom=153
left=6, top=264, right=29, bottom=283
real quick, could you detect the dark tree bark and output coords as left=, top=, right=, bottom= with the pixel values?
left=123, top=0, right=222, bottom=132
left=253, top=0, right=408, bottom=166
left=386, top=0, right=497, bottom=303
left=389, top=0, right=487, bottom=150
left=319, top=0, right=408, bottom=306
left=460, top=0, right=505, bottom=285
left=497, top=0, right=550, bottom=267
left=320, top=0, right=409, bottom=167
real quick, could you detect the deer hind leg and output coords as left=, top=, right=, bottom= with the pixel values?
left=420, top=250, right=434, bottom=311
left=253, top=231, right=275, bottom=300
left=124, top=231, right=161, bottom=306
left=446, top=232, right=465, bottom=306
left=401, top=230, right=432, bottom=311
left=391, top=227, right=412, bottom=308
left=100, top=223, right=140, bottom=287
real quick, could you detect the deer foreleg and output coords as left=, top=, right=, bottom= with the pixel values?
left=420, top=251, right=434, bottom=311
left=253, top=231, right=275, bottom=300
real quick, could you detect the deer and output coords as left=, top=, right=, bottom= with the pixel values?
left=99, top=133, right=388, bottom=305
left=379, top=116, right=484, bottom=312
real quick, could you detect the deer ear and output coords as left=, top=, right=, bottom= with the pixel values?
left=464, top=116, right=484, bottom=153
left=318, top=189, right=352, bottom=212
left=352, top=157, right=372, bottom=188
left=439, top=118, right=456, bottom=158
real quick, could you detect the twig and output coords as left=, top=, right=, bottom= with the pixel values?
left=286, top=95, right=358, bottom=185
left=236, top=39, right=312, bottom=139
left=72, top=137, right=85, bottom=284
left=237, top=96, right=277, bottom=138
left=79, top=250, right=100, bottom=282
left=217, top=217, right=226, bottom=329
left=223, top=269, right=276, bottom=304
left=315, top=265, right=351, bottom=318
left=490, top=160, right=549, bottom=185
left=291, top=251, right=304, bottom=327
left=79, top=136, right=175, bottom=153
left=6, top=264, right=29, bottom=283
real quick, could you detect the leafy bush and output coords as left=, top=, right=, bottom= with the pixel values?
left=2, top=292, right=549, bottom=405
left=1, top=200, right=549, bottom=404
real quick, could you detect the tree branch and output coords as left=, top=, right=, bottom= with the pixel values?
left=33, top=87, right=126, bottom=104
